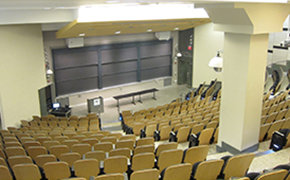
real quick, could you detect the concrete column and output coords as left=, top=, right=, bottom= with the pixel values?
left=219, top=33, right=268, bottom=153
left=197, top=3, right=290, bottom=153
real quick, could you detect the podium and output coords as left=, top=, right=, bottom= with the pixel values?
left=87, top=96, right=104, bottom=113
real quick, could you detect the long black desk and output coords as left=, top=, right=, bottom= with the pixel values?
left=49, top=107, right=72, bottom=117
left=113, top=88, right=158, bottom=107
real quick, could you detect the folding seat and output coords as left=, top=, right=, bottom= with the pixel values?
left=69, top=115, right=79, bottom=121
left=206, top=121, right=218, bottom=129
left=219, top=153, right=255, bottom=179
left=157, top=149, right=183, bottom=173
left=63, top=131, right=78, bottom=139
left=103, top=156, right=128, bottom=174
left=182, top=145, right=209, bottom=165
left=59, top=121, right=68, bottom=128
left=191, top=124, right=205, bottom=135
left=34, top=154, right=57, bottom=169
left=94, top=142, right=113, bottom=153
left=136, top=137, right=154, bottom=147
left=155, top=142, right=178, bottom=157
left=115, top=140, right=134, bottom=150
left=259, top=123, right=271, bottom=142
left=140, top=124, right=157, bottom=138
left=265, top=120, right=284, bottom=140
left=107, top=133, right=122, bottom=140
left=100, top=137, right=117, bottom=145
left=85, top=151, right=106, bottom=162
left=154, top=126, right=171, bottom=141
left=68, top=120, right=78, bottom=129
left=48, top=121, right=58, bottom=128
left=264, top=112, right=278, bottom=124
left=13, top=164, right=41, bottom=180
left=59, top=152, right=81, bottom=167
left=8, top=155, right=33, bottom=168
left=169, top=126, right=190, bottom=143
left=16, top=133, right=30, bottom=140
left=133, top=145, right=155, bottom=155
left=96, top=131, right=111, bottom=137
left=94, top=173, right=124, bottom=180
left=131, top=152, right=155, bottom=171
left=255, top=169, right=288, bottom=180
left=275, top=109, right=288, bottom=120
left=131, top=169, right=159, bottom=180
left=90, top=134, right=105, bottom=141
left=49, top=145, right=70, bottom=159
left=132, top=122, right=145, bottom=136
left=3, top=137, right=18, bottom=143
left=71, top=143, right=92, bottom=157
left=81, top=138, right=98, bottom=146
left=54, top=136, right=70, bottom=144
left=189, top=128, right=215, bottom=147
left=5, top=147, right=26, bottom=158
left=81, top=131, right=94, bottom=138
left=27, top=146, right=48, bottom=160
left=0, top=157, right=8, bottom=167
left=109, top=148, right=131, bottom=159
left=74, top=159, right=99, bottom=180
left=191, top=159, right=224, bottom=180
left=0, top=165, right=13, bottom=180
left=160, top=163, right=191, bottom=180
left=43, top=161, right=71, bottom=180
left=43, top=140, right=60, bottom=150
left=4, top=141, right=22, bottom=148
left=71, top=135, right=87, bottom=142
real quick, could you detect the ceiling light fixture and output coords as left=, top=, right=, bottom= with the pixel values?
left=147, top=29, right=152, bottom=32
left=115, top=31, right=121, bottom=34
left=174, top=27, right=179, bottom=31
left=79, top=33, right=85, bottom=36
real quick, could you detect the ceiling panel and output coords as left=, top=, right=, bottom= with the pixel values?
left=56, top=18, right=211, bottom=38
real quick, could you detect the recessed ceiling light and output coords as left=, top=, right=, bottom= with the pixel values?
left=44, top=7, right=51, bottom=10
left=88, top=28, right=95, bottom=31
left=174, top=27, right=179, bottom=31
left=79, top=33, right=85, bottom=36
left=147, top=29, right=152, bottom=32
left=115, top=31, right=121, bottom=34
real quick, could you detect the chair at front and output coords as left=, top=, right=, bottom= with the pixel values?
left=13, top=164, right=42, bottom=180
left=219, top=153, right=255, bottom=179
left=160, top=163, right=192, bottom=180
left=43, top=161, right=71, bottom=180
left=94, top=173, right=124, bottom=180
left=74, top=159, right=100, bottom=180
left=157, top=149, right=183, bottom=173
left=155, top=142, right=178, bottom=157
left=0, top=165, right=13, bottom=180
left=182, top=145, right=210, bottom=165
left=103, top=156, right=128, bottom=174
left=131, top=169, right=159, bottom=180
left=191, top=159, right=224, bottom=180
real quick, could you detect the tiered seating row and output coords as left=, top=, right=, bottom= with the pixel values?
left=121, top=95, right=221, bottom=146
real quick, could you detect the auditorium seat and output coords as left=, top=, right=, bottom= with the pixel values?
left=133, top=145, right=155, bottom=155
left=8, top=155, right=33, bottom=168
left=131, top=152, right=155, bottom=171
left=59, top=152, right=82, bottom=167
left=182, top=145, right=209, bottom=165
left=160, top=163, right=191, bottom=180
left=155, top=142, right=178, bottom=157
left=219, top=153, right=255, bottom=179
left=43, top=161, right=71, bottom=180
left=94, top=173, right=124, bottom=180
left=131, top=169, right=159, bottom=180
left=157, top=149, right=183, bottom=173
left=0, top=165, right=12, bottom=180
left=74, top=159, right=100, bottom=180
left=191, top=159, right=224, bottom=180
left=13, top=164, right=41, bottom=180
left=103, top=156, right=127, bottom=174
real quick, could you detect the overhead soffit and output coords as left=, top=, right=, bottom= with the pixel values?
left=55, top=18, right=212, bottom=39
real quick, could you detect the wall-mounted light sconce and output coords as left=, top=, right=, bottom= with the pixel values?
left=208, top=50, right=223, bottom=72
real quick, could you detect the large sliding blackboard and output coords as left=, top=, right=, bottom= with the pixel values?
left=53, top=40, right=172, bottom=96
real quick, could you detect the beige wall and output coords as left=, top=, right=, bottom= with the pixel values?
left=0, top=24, right=46, bottom=128
left=193, top=23, right=224, bottom=87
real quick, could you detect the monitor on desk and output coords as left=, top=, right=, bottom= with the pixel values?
left=52, top=102, right=61, bottom=109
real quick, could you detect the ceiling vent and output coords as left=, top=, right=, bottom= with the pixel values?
left=66, top=37, right=84, bottom=48
left=155, top=31, right=171, bottom=41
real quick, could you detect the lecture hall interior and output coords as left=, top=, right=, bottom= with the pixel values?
left=1, top=0, right=290, bottom=180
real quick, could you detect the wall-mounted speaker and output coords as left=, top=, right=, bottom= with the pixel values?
left=155, top=31, right=171, bottom=41
left=66, top=37, right=84, bottom=48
